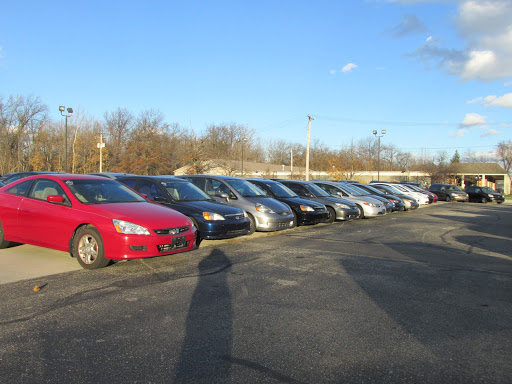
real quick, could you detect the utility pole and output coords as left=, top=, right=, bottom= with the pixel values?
left=305, top=115, right=314, bottom=181
left=97, top=133, right=105, bottom=172
left=373, top=130, right=386, bottom=181
left=290, top=147, right=293, bottom=179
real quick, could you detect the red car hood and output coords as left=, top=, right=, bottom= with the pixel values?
left=81, top=202, right=191, bottom=229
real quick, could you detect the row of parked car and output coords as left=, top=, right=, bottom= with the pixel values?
left=0, top=171, right=505, bottom=270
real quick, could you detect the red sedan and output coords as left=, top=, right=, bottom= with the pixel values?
left=0, top=174, right=197, bottom=269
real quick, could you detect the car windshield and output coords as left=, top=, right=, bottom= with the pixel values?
left=65, top=178, right=146, bottom=204
left=341, top=184, right=366, bottom=196
left=481, top=186, right=497, bottom=193
left=308, top=183, right=331, bottom=197
left=445, top=185, right=463, bottom=191
left=357, top=184, right=380, bottom=194
left=263, top=182, right=297, bottom=198
left=374, top=184, right=398, bottom=194
left=161, top=180, right=212, bottom=201
left=226, top=179, right=266, bottom=197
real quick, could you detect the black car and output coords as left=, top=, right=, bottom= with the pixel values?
left=118, top=176, right=251, bottom=242
left=272, top=179, right=359, bottom=222
left=244, top=178, right=329, bottom=226
left=464, top=186, right=505, bottom=204
left=2, top=171, right=62, bottom=185
left=428, top=184, right=468, bottom=202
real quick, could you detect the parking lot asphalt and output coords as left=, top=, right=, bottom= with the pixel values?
left=1, top=201, right=511, bottom=383
left=0, top=215, right=326, bottom=285
left=2, top=201, right=509, bottom=285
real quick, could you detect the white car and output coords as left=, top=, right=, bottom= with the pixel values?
left=372, top=183, right=430, bottom=205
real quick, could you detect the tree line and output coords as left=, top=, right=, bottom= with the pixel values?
left=1, top=94, right=511, bottom=181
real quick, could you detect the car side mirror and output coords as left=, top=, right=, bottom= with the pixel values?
left=153, top=195, right=167, bottom=202
left=219, top=192, right=229, bottom=201
left=336, top=191, right=344, bottom=197
left=47, top=195, right=65, bottom=204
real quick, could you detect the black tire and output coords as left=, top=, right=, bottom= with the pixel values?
left=189, top=217, right=201, bottom=248
left=497, top=201, right=503, bottom=204
left=247, top=213, right=256, bottom=235
left=0, top=220, right=11, bottom=249
left=445, top=195, right=451, bottom=202
left=481, top=197, right=487, bottom=203
left=73, top=226, right=109, bottom=269
left=326, top=207, right=336, bottom=223
left=356, top=205, right=365, bottom=219
left=292, top=211, right=298, bottom=227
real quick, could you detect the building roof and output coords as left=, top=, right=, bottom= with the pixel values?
left=450, top=162, right=507, bottom=175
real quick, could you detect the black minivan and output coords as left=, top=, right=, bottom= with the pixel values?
left=464, top=186, right=505, bottom=204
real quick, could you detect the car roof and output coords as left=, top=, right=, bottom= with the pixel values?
left=272, top=179, right=312, bottom=184
left=178, top=174, right=236, bottom=180
left=119, top=175, right=187, bottom=182
left=19, top=174, right=114, bottom=182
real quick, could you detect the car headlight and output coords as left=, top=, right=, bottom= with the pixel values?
left=113, top=219, right=150, bottom=235
left=335, top=203, right=351, bottom=209
left=255, top=203, right=275, bottom=214
left=300, top=205, right=315, bottom=212
left=203, top=212, right=225, bottom=220
left=488, top=194, right=493, bottom=198
left=363, top=202, right=378, bottom=207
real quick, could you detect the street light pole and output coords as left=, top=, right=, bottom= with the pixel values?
left=239, top=137, right=247, bottom=176
left=373, top=129, right=386, bottom=181
left=59, top=106, right=73, bottom=173
left=305, top=115, right=314, bottom=181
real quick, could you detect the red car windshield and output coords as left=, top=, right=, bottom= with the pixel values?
left=64, top=179, right=146, bottom=204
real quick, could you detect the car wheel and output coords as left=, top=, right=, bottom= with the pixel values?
left=356, top=205, right=364, bottom=219
left=189, top=217, right=201, bottom=248
left=292, top=211, right=298, bottom=227
left=73, top=226, right=109, bottom=269
left=497, top=201, right=503, bottom=204
left=445, top=195, right=451, bottom=202
left=326, top=207, right=336, bottom=223
left=480, top=197, right=487, bottom=203
left=247, top=213, right=256, bottom=235
left=0, top=220, right=11, bottom=249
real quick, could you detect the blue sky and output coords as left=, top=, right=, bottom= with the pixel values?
left=1, top=0, right=511, bottom=158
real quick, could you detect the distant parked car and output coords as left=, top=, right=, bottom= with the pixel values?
left=464, top=186, right=505, bottom=204
left=2, top=171, right=62, bottom=185
left=88, top=172, right=137, bottom=179
left=372, top=182, right=430, bottom=205
left=177, top=175, right=295, bottom=234
left=0, top=174, right=197, bottom=269
left=272, top=179, right=360, bottom=222
left=0, top=181, right=4, bottom=188
left=367, top=184, right=419, bottom=211
left=351, top=183, right=406, bottom=212
left=429, top=184, right=469, bottom=202
left=118, top=176, right=251, bottom=242
left=312, top=180, right=387, bottom=219
left=244, top=178, right=329, bottom=226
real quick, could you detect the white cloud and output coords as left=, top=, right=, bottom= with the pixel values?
left=466, top=97, right=483, bottom=104
left=388, top=14, right=427, bottom=38
left=460, top=113, right=487, bottom=126
left=482, top=92, right=512, bottom=108
left=482, top=128, right=502, bottom=136
left=342, top=63, right=358, bottom=73
left=451, top=128, right=469, bottom=137
left=407, top=0, right=512, bottom=81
